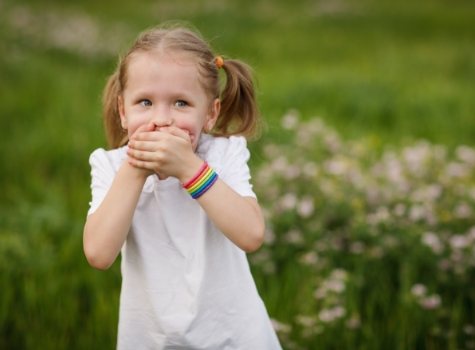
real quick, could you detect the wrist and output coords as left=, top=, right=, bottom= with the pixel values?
left=182, top=161, right=219, bottom=199
left=178, top=156, right=206, bottom=184
left=122, top=161, right=150, bottom=182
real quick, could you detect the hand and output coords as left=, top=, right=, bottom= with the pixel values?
left=125, top=123, right=156, bottom=179
left=127, top=122, right=203, bottom=182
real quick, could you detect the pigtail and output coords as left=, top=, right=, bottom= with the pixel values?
left=102, top=71, right=128, bottom=148
left=215, top=59, right=260, bottom=139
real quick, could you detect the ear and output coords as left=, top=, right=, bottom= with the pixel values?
left=118, top=95, right=127, bottom=129
left=205, top=98, right=220, bottom=132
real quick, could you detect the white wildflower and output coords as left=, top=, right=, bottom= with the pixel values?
left=384, top=156, right=406, bottom=186
left=296, top=315, right=317, bottom=328
left=326, top=279, right=346, bottom=293
left=422, top=232, right=443, bottom=254
left=297, top=197, right=314, bottom=218
left=464, top=324, right=475, bottom=335
left=332, top=305, right=346, bottom=318
left=331, top=269, right=348, bottom=281
left=281, top=110, right=299, bottom=130
left=283, top=164, right=301, bottom=180
left=323, top=131, right=342, bottom=152
left=446, top=162, right=469, bottom=178
left=318, top=308, right=335, bottom=323
left=456, top=145, right=475, bottom=165
left=314, top=286, right=327, bottom=300
left=284, top=229, right=304, bottom=244
left=403, top=142, right=431, bottom=176
left=454, top=202, right=472, bottom=219
left=299, top=251, right=318, bottom=266
left=393, top=203, right=406, bottom=217
left=271, top=156, right=288, bottom=173
left=367, top=206, right=391, bottom=225
left=264, top=227, right=275, bottom=244
left=419, top=294, right=441, bottom=310
left=411, top=184, right=442, bottom=203
left=450, top=234, right=469, bottom=250
left=319, top=306, right=346, bottom=323
left=411, top=284, right=427, bottom=297
left=263, top=143, right=280, bottom=158
left=470, top=188, right=475, bottom=201
left=279, top=192, right=298, bottom=211
left=325, top=158, right=348, bottom=176
left=306, top=118, right=326, bottom=135
left=468, top=226, right=475, bottom=241
left=409, top=205, right=426, bottom=222
left=270, top=319, right=292, bottom=333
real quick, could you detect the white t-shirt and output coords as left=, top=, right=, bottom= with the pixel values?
left=88, top=134, right=282, bottom=350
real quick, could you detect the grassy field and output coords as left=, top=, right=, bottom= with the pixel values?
left=1, top=0, right=474, bottom=348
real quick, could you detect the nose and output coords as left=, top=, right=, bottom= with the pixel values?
left=151, top=106, right=174, bottom=129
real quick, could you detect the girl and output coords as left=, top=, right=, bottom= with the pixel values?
left=83, top=25, right=282, bottom=349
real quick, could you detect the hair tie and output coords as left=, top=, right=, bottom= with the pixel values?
left=214, top=56, right=224, bottom=69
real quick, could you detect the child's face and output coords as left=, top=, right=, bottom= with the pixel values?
left=118, top=51, right=219, bottom=150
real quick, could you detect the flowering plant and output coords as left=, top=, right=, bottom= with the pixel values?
left=252, top=111, right=475, bottom=349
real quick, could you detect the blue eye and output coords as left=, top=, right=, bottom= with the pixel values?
left=139, top=99, right=152, bottom=107
left=175, top=100, right=188, bottom=108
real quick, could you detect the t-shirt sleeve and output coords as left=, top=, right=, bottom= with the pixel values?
left=218, top=136, right=257, bottom=199
left=87, top=148, right=116, bottom=216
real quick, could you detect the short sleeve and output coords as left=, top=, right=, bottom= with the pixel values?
left=87, top=148, right=117, bottom=215
left=217, top=136, right=257, bottom=199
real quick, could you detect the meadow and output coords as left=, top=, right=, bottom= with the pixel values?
left=1, top=0, right=474, bottom=348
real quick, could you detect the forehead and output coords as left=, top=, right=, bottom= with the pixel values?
left=129, top=50, right=197, bottom=70
left=125, top=51, right=203, bottom=90
left=127, top=52, right=198, bottom=78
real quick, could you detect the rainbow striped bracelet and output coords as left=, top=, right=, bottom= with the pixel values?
left=183, top=162, right=218, bottom=199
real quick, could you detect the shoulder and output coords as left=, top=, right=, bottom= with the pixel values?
left=89, top=146, right=127, bottom=172
left=197, top=134, right=250, bottom=176
left=197, top=134, right=250, bottom=170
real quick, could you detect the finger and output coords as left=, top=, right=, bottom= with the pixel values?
left=132, top=130, right=165, bottom=142
left=127, top=148, right=160, bottom=162
left=128, top=157, right=157, bottom=170
left=159, top=126, right=191, bottom=142
left=131, top=123, right=155, bottom=138
left=128, top=140, right=158, bottom=152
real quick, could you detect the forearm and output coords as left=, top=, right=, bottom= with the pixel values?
left=83, top=162, right=147, bottom=270
left=196, top=179, right=265, bottom=252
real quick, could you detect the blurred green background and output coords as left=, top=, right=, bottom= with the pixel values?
left=1, top=0, right=474, bottom=348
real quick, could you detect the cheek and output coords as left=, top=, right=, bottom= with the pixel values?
left=174, top=114, right=208, bottom=149
left=125, top=111, right=151, bottom=137
left=175, top=120, right=203, bottom=139
left=126, top=120, right=142, bottom=137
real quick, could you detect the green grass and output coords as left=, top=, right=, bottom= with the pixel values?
left=1, top=0, right=475, bottom=348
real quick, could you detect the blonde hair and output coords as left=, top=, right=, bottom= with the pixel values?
left=102, top=24, right=260, bottom=148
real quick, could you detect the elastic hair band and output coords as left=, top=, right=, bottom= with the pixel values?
left=214, top=56, right=224, bottom=69
left=182, top=162, right=208, bottom=188
left=183, top=162, right=219, bottom=199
